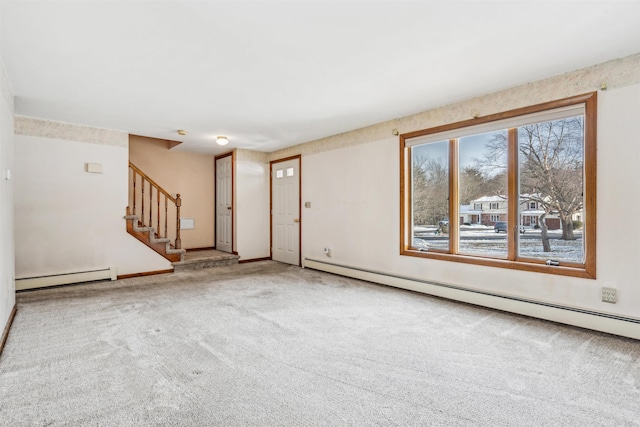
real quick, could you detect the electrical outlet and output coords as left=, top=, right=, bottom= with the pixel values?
left=602, top=287, right=617, bottom=303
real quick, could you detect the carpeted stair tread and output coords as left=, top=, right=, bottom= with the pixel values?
left=124, top=213, right=186, bottom=262
left=172, top=250, right=239, bottom=271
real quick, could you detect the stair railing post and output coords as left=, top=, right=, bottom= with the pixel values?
left=132, top=169, right=137, bottom=216
left=175, top=194, right=182, bottom=249
left=164, top=198, right=168, bottom=239
left=149, top=182, right=153, bottom=230
left=141, top=177, right=145, bottom=225
left=157, top=188, right=161, bottom=238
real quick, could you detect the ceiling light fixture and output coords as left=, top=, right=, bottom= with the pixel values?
left=216, top=136, right=229, bottom=146
left=177, top=130, right=187, bottom=136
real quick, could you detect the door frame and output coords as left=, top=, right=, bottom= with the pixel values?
left=215, top=151, right=236, bottom=254
left=270, top=155, right=302, bottom=266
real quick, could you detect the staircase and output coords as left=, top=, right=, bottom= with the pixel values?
left=125, top=162, right=186, bottom=262
left=124, top=211, right=185, bottom=262
left=125, top=162, right=240, bottom=270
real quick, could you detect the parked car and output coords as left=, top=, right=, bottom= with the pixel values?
left=494, top=222, right=525, bottom=234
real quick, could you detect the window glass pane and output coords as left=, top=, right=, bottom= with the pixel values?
left=518, top=116, right=585, bottom=263
left=458, top=130, right=508, bottom=258
left=276, top=169, right=284, bottom=178
left=286, top=167, right=294, bottom=177
left=411, top=141, right=449, bottom=251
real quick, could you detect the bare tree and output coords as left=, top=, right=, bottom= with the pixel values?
left=470, top=132, right=508, bottom=199
left=538, top=212, right=552, bottom=252
left=460, top=166, right=491, bottom=205
left=519, top=117, right=584, bottom=241
left=412, top=155, right=448, bottom=226
left=477, top=117, right=583, bottom=251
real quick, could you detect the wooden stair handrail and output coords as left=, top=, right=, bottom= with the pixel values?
left=129, top=162, right=177, bottom=203
left=128, top=162, right=182, bottom=250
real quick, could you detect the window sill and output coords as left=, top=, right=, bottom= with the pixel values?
left=401, top=248, right=595, bottom=279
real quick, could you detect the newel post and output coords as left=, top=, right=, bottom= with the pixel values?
left=175, top=194, right=182, bottom=249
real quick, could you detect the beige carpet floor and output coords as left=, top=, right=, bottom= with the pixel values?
left=0, top=261, right=638, bottom=426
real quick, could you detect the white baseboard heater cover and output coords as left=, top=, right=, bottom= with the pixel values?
left=16, top=267, right=117, bottom=291
left=303, top=258, right=640, bottom=340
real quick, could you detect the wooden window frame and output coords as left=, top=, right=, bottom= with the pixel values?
left=400, top=92, right=597, bottom=279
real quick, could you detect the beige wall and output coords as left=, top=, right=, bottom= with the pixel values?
left=129, top=135, right=214, bottom=249
left=14, top=117, right=172, bottom=278
left=235, top=149, right=270, bottom=260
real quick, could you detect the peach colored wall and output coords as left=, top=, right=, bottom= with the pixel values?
left=129, top=135, right=214, bottom=249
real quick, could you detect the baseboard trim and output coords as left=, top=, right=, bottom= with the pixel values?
left=239, top=257, right=271, bottom=264
left=117, top=269, right=174, bottom=280
left=303, top=258, right=640, bottom=340
left=0, top=304, right=17, bottom=356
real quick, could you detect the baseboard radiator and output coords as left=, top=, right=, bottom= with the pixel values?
left=16, top=267, right=117, bottom=291
left=303, top=258, right=640, bottom=340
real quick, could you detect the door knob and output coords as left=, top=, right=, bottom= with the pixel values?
left=227, top=206, right=232, bottom=210
left=294, top=219, right=300, bottom=223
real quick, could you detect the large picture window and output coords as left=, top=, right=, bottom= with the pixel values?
left=400, top=93, right=596, bottom=278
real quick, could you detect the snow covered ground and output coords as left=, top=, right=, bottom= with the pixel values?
left=413, top=225, right=584, bottom=262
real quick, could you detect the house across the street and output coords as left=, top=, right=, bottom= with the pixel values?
left=459, top=195, right=570, bottom=230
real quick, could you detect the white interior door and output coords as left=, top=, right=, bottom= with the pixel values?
left=216, top=155, right=232, bottom=253
left=271, top=158, right=300, bottom=265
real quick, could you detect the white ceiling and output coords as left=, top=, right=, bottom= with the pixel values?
left=2, top=1, right=639, bottom=155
